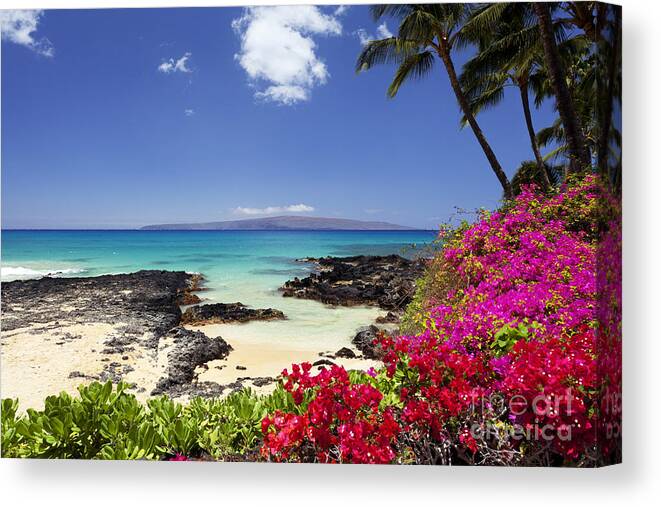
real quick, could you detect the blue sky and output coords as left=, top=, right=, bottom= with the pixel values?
left=1, top=5, right=558, bottom=229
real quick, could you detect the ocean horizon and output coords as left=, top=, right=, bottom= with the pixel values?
left=1, top=229, right=436, bottom=350
left=1, top=229, right=436, bottom=276
left=2, top=228, right=436, bottom=232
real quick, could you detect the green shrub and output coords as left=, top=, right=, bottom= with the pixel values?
left=2, top=398, right=25, bottom=458
left=400, top=220, right=473, bottom=335
left=1, top=380, right=320, bottom=460
left=399, top=275, right=430, bottom=335
left=2, top=382, right=156, bottom=459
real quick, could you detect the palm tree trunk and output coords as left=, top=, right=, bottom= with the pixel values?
left=518, top=79, right=552, bottom=192
left=533, top=2, right=591, bottom=174
left=597, top=5, right=621, bottom=181
left=437, top=42, right=513, bottom=199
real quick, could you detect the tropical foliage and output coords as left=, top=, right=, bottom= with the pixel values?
left=1, top=382, right=301, bottom=460
left=357, top=4, right=514, bottom=198
left=357, top=2, right=622, bottom=195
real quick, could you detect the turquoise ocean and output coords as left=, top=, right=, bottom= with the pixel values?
left=1, top=230, right=436, bottom=349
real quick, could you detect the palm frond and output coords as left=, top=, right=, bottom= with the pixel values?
left=398, top=8, right=443, bottom=44
left=462, top=2, right=511, bottom=39
left=356, top=37, right=419, bottom=73
left=387, top=51, right=435, bottom=98
left=536, top=118, right=564, bottom=148
left=528, top=70, right=553, bottom=107
left=542, top=145, right=568, bottom=163
left=460, top=80, right=507, bottom=126
left=370, top=4, right=414, bottom=22
left=510, top=159, right=563, bottom=196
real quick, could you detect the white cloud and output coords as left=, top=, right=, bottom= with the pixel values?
left=0, top=10, right=53, bottom=57
left=255, top=85, right=309, bottom=105
left=377, top=22, right=394, bottom=39
left=232, top=6, right=342, bottom=105
left=233, top=204, right=315, bottom=215
left=158, top=52, right=192, bottom=74
left=355, top=22, right=393, bottom=46
left=356, top=28, right=371, bottom=46
left=334, top=6, right=350, bottom=16
left=184, top=109, right=195, bottom=116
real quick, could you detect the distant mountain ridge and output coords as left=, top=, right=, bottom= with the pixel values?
left=141, top=216, right=421, bottom=231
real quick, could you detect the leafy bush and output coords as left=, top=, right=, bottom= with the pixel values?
left=1, top=381, right=300, bottom=460
left=399, top=275, right=429, bottom=335
left=2, top=399, right=24, bottom=458
left=400, top=220, right=473, bottom=335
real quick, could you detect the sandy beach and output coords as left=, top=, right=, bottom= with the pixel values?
left=0, top=319, right=381, bottom=410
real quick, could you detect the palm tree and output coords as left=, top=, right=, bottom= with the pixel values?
left=356, top=4, right=513, bottom=199
left=553, top=1, right=609, bottom=42
left=532, top=2, right=591, bottom=173
left=533, top=33, right=621, bottom=184
left=534, top=40, right=596, bottom=160
left=596, top=5, right=621, bottom=183
left=536, top=2, right=621, bottom=185
left=460, top=3, right=552, bottom=191
left=510, top=160, right=563, bottom=197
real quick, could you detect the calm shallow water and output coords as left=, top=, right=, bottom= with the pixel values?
left=1, top=230, right=436, bottom=348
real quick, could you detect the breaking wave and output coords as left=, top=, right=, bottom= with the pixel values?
left=1, top=266, right=87, bottom=282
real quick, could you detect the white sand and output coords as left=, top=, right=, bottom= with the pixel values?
left=1, top=322, right=133, bottom=409
left=1, top=312, right=382, bottom=410
left=186, top=322, right=381, bottom=397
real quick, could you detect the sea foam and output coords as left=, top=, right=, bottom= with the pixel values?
left=1, top=266, right=86, bottom=282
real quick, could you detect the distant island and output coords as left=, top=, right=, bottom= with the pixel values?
left=141, top=216, right=423, bottom=231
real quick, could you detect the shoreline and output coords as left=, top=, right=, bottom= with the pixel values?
left=0, top=259, right=411, bottom=409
